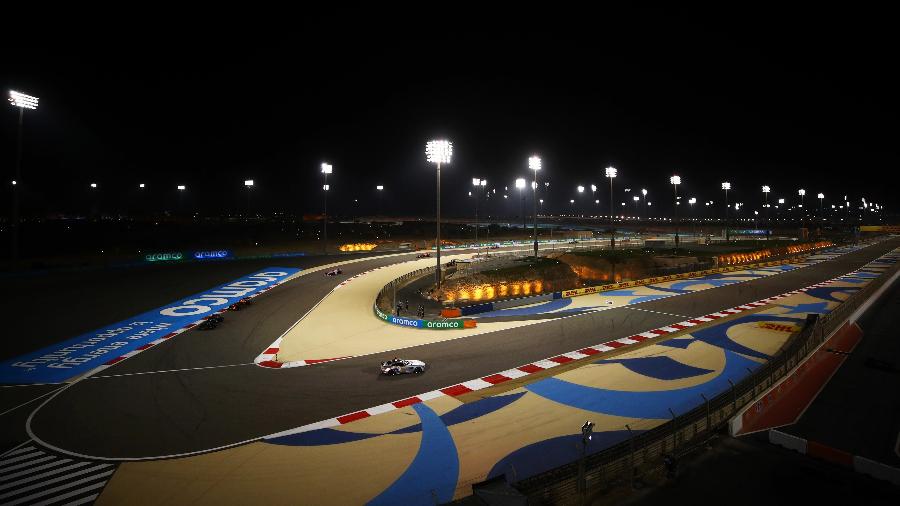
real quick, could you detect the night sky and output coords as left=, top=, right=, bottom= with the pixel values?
left=2, top=7, right=897, bottom=219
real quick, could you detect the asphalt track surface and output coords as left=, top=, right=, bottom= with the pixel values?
left=23, top=237, right=900, bottom=459
left=785, top=271, right=900, bottom=466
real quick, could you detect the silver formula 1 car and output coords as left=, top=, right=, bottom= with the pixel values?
left=380, top=358, right=426, bottom=375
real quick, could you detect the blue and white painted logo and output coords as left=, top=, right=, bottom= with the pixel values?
left=0, top=267, right=300, bottom=384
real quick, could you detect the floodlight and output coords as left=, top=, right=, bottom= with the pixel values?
left=472, top=178, right=481, bottom=186
left=139, top=183, right=145, bottom=188
left=721, top=182, right=731, bottom=190
left=321, top=163, right=333, bottom=174
left=778, top=198, right=785, bottom=204
left=480, top=179, right=487, bottom=187
left=634, top=196, right=640, bottom=201
left=516, top=178, right=526, bottom=189
left=577, top=185, right=584, bottom=193
left=8, top=90, right=39, bottom=110
left=605, top=166, right=617, bottom=178
left=376, top=185, right=384, bottom=190
left=590, top=184, right=597, bottom=192
left=528, top=156, right=541, bottom=171
left=670, top=175, right=681, bottom=185
left=177, top=185, right=186, bottom=191
left=425, top=139, right=452, bottom=164
left=90, top=183, right=98, bottom=188
left=244, top=179, right=254, bottom=187
left=689, top=197, right=696, bottom=204
left=798, top=189, right=805, bottom=196
left=641, top=188, right=647, bottom=196
left=817, top=193, right=824, bottom=199
left=762, top=185, right=770, bottom=193
left=323, top=184, right=329, bottom=191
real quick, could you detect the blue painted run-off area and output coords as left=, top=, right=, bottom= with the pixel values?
left=0, top=267, right=301, bottom=384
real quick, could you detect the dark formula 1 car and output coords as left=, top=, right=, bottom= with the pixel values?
left=228, top=298, right=253, bottom=311
left=325, top=268, right=343, bottom=276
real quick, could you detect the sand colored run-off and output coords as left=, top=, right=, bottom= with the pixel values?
left=275, top=255, right=541, bottom=362
left=275, top=255, right=818, bottom=362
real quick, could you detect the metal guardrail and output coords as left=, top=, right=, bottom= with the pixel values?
left=510, top=253, right=900, bottom=504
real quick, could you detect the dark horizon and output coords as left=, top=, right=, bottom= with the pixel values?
left=2, top=7, right=897, bottom=219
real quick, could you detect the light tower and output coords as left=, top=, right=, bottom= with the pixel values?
left=8, top=90, right=39, bottom=267
left=722, top=182, right=731, bottom=241
left=605, top=167, right=617, bottom=250
left=320, top=163, right=333, bottom=254
left=670, top=175, right=681, bottom=250
left=244, top=179, right=254, bottom=216
left=426, top=139, right=452, bottom=288
left=529, top=156, right=542, bottom=257
left=376, top=185, right=384, bottom=215
left=472, top=178, right=482, bottom=245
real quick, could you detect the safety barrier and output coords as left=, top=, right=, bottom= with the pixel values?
left=373, top=305, right=476, bottom=330
left=508, top=248, right=900, bottom=503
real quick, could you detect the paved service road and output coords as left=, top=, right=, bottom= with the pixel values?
left=27, top=238, right=900, bottom=459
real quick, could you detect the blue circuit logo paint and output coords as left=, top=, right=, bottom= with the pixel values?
left=0, top=267, right=300, bottom=384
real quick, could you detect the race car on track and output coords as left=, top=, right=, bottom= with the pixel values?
left=416, top=252, right=431, bottom=258
left=380, top=358, right=426, bottom=375
left=205, top=313, right=225, bottom=324
left=325, top=268, right=343, bottom=276
left=228, top=298, right=253, bottom=311
left=198, top=319, right=219, bottom=330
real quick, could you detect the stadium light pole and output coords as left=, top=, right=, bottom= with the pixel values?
left=472, top=178, right=482, bottom=246
left=244, top=179, right=254, bottom=217
left=576, top=185, right=584, bottom=217
left=817, top=192, right=824, bottom=217
left=605, top=167, right=617, bottom=250
left=722, top=182, right=731, bottom=241
left=516, top=178, right=526, bottom=232
left=641, top=188, right=648, bottom=221
left=529, top=156, right=541, bottom=257
left=376, top=185, right=384, bottom=216
left=688, top=197, right=696, bottom=238
left=762, top=185, right=771, bottom=240
left=321, top=163, right=333, bottom=254
left=670, top=175, right=681, bottom=250
left=8, top=90, right=38, bottom=268
left=426, top=140, right=452, bottom=288
left=590, top=184, right=597, bottom=214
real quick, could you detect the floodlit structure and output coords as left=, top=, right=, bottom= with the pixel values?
left=722, top=182, right=731, bottom=241
left=426, top=140, right=452, bottom=287
left=605, top=167, right=617, bottom=249
left=8, top=90, right=39, bottom=267
left=321, top=163, right=333, bottom=253
left=670, top=175, right=681, bottom=248
left=529, top=156, right=542, bottom=256
left=471, top=179, right=483, bottom=245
